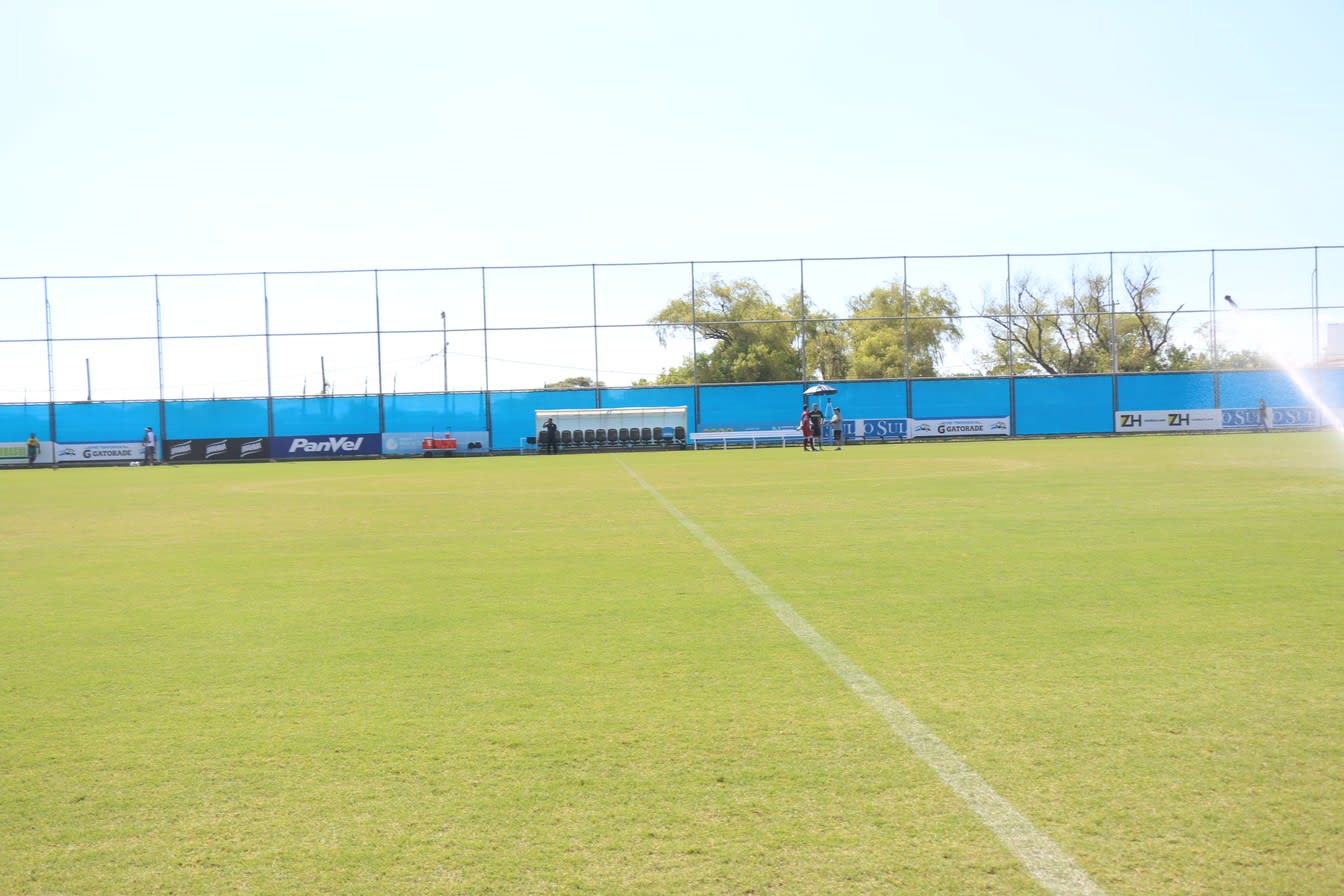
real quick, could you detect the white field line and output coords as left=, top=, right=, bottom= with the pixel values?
left=622, top=462, right=1105, bottom=896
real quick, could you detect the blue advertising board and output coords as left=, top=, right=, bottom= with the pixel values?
left=269, top=433, right=382, bottom=458
left=851, top=417, right=909, bottom=441
left=1221, top=407, right=1319, bottom=429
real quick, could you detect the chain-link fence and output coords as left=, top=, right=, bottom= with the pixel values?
left=1, top=246, right=1340, bottom=405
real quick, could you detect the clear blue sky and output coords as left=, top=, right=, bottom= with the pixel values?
left=4, top=0, right=1341, bottom=275
left=1, top=1, right=1341, bottom=398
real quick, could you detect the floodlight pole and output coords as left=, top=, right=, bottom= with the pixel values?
left=441, top=310, right=448, bottom=393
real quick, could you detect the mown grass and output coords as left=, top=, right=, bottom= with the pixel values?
left=1, top=432, right=1340, bottom=894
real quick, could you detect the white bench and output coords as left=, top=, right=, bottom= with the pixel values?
left=688, top=429, right=805, bottom=449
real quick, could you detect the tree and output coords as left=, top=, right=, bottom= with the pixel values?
left=792, top=291, right=850, bottom=383
left=651, top=277, right=804, bottom=384
left=846, top=283, right=962, bottom=378
left=545, top=376, right=603, bottom=390
left=648, top=274, right=970, bottom=384
left=977, top=263, right=1197, bottom=374
left=1169, top=322, right=1271, bottom=371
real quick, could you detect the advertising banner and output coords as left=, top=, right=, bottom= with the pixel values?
left=1115, top=409, right=1221, bottom=432
left=1221, top=407, right=1321, bottom=430
left=850, top=418, right=909, bottom=441
left=54, top=441, right=145, bottom=463
left=269, top=433, right=381, bottom=458
left=908, top=417, right=1010, bottom=438
left=166, top=437, right=270, bottom=462
left=0, top=441, right=51, bottom=465
left=382, top=431, right=491, bottom=456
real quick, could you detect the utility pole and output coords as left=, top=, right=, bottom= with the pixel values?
left=441, top=311, right=448, bottom=392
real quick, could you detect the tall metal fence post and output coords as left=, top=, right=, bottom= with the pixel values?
left=480, top=267, right=492, bottom=448
left=1006, top=254, right=1016, bottom=435
left=1209, top=250, right=1220, bottom=407
left=902, top=258, right=911, bottom=419
left=592, top=263, right=601, bottom=408
left=1109, top=252, right=1119, bottom=421
left=1312, top=246, right=1320, bottom=364
left=263, top=273, right=275, bottom=441
left=44, top=278, right=57, bottom=465
left=799, top=258, right=808, bottom=385
left=690, top=261, right=700, bottom=431
left=374, top=270, right=385, bottom=434
left=155, top=275, right=167, bottom=450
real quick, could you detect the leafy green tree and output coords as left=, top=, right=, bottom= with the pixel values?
left=847, top=283, right=962, bottom=378
left=651, top=277, right=804, bottom=384
left=649, top=275, right=967, bottom=384
left=545, top=376, right=603, bottom=390
left=786, top=291, right=849, bottom=382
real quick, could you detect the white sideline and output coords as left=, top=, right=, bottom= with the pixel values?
left=621, top=461, right=1106, bottom=896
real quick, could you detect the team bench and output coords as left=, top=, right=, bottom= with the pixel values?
left=688, top=429, right=806, bottom=449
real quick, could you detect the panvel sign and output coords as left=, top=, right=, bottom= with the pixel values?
left=270, top=434, right=381, bottom=458
left=908, top=417, right=1010, bottom=439
left=1115, top=409, right=1221, bottom=432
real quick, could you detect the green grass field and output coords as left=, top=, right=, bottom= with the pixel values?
left=2, top=432, right=1341, bottom=895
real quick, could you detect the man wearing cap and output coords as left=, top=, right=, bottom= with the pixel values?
left=143, top=426, right=157, bottom=465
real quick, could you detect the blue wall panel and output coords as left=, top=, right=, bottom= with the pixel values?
left=11, top=368, right=1340, bottom=454
left=599, top=385, right=695, bottom=415
left=1014, top=376, right=1113, bottom=435
left=0, top=404, right=50, bottom=439
left=814, top=380, right=907, bottom=421
left=490, top=389, right=597, bottom=448
left=164, top=399, right=269, bottom=438
left=384, top=392, right=487, bottom=433
left=1322, top=369, right=1344, bottom=407
left=1218, top=369, right=1327, bottom=409
left=55, top=401, right=160, bottom=441
left=272, top=396, right=379, bottom=436
left=698, top=383, right=804, bottom=430
left=1117, top=372, right=1215, bottom=410
left=911, top=378, right=1010, bottom=418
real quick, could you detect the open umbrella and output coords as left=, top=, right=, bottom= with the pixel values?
left=803, top=383, right=837, bottom=397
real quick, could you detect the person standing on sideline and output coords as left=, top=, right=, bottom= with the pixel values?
left=799, top=405, right=814, bottom=451
left=543, top=417, right=559, bottom=454
left=830, top=406, right=844, bottom=450
left=1257, top=398, right=1271, bottom=432
left=142, top=426, right=157, bottom=465
left=26, top=432, right=39, bottom=466
left=809, top=404, right=825, bottom=450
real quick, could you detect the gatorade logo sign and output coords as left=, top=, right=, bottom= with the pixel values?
left=908, top=417, right=1010, bottom=439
